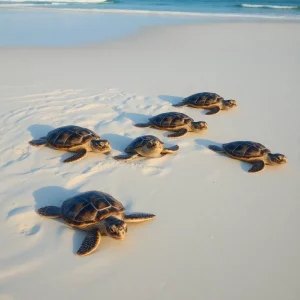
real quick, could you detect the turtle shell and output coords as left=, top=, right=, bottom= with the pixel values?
left=184, top=92, right=223, bottom=107
left=149, top=112, right=193, bottom=129
left=125, top=135, right=163, bottom=153
left=61, top=191, right=125, bottom=228
left=223, top=141, right=270, bottom=160
left=47, top=125, right=99, bottom=149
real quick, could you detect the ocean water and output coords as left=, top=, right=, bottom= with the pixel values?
left=1, top=0, right=300, bottom=46
left=1, top=0, right=300, bottom=19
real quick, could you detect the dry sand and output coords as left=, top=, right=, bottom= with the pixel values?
left=0, top=22, right=300, bottom=300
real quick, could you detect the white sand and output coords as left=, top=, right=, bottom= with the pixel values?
left=0, top=22, right=300, bottom=300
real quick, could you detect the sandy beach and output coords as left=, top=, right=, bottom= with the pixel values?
left=1, top=21, right=300, bottom=300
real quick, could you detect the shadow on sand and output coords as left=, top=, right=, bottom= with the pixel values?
left=158, top=95, right=183, bottom=105
left=28, top=124, right=54, bottom=139
left=101, top=133, right=133, bottom=152
left=196, top=139, right=253, bottom=173
left=33, top=186, right=85, bottom=255
left=123, top=112, right=151, bottom=124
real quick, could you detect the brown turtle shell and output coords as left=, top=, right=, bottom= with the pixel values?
left=47, top=125, right=99, bottom=149
left=149, top=112, right=193, bottom=129
left=125, top=135, right=163, bottom=153
left=61, top=191, right=125, bottom=228
left=183, top=92, right=223, bottom=107
left=223, top=141, right=270, bottom=160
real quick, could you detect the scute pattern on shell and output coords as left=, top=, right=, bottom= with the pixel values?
left=47, top=125, right=99, bottom=148
left=61, top=191, right=125, bottom=225
left=223, top=141, right=270, bottom=159
left=184, top=92, right=223, bottom=106
left=149, top=112, right=193, bottom=128
left=125, top=135, right=163, bottom=153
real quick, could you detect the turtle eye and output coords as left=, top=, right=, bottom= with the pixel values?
left=110, top=225, right=117, bottom=233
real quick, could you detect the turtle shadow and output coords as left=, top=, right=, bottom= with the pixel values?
left=28, top=124, right=54, bottom=139
left=239, top=161, right=252, bottom=173
left=158, top=95, right=183, bottom=105
left=101, top=133, right=133, bottom=152
left=195, top=139, right=222, bottom=151
left=33, top=186, right=80, bottom=226
left=123, top=112, right=151, bottom=124
left=33, top=186, right=96, bottom=255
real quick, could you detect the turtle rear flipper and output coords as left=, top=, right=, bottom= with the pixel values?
left=134, top=122, right=151, bottom=128
left=162, top=145, right=179, bottom=154
left=172, top=102, right=187, bottom=107
left=113, top=154, right=139, bottom=161
left=63, top=149, right=87, bottom=163
left=77, top=228, right=101, bottom=257
left=248, top=161, right=265, bottom=173
left=167, top=128, right=187, bottom=138
left=208, top=145, right=225, bottom=153
left=29, top=137, right=48, bottom=147
left=124, top=213, right=156, bottom=222
left=37, top=206, right=61, bottom=218
left=206, top=106, right=220, bottom=115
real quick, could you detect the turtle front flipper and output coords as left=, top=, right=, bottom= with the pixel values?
left=167, top=128, right=187, bottom=138
left=63, top=149, right=87, bottom=163
left=208, top=145, right=225, bottom=153
left=29, top=137, right=48, bottom=147
left=37, top=206, right=61, bottom=218
left=248, top=161, right=265, bottom=173
left=172, top=102, right=187, bottom=107
left=206, top=106, right=220, bottom=115
left=161, top=145, right=179, bottom=154
left=134, top=122, right=151, bottom=128
left=113, top=154, right=139, bottom=161
left=124, top=213, right=156, bottom=223
left=77, top=228, right=101, bottom=257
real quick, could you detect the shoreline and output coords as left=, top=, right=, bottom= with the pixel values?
left=1, top=10, right=300, bottom=48
left=2, top=6, right=300, bottom=20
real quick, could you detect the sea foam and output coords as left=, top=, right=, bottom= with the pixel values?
left=240, top=4, right=299, bottom=9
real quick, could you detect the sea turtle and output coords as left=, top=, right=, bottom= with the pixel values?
left=208, top=141, right=287, bottom=173
left=134, top=112, right=208, bottom=137
left=29, top=125, right=111, bottom=163
left=173, top=92, right=237, bottom=115
left=37, top=190, right=155, bottom=256
left=113, top=135, right=179, bottom=161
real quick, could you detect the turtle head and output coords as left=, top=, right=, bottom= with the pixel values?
left=105, top=217, right=127, bottom=240
left=141, top=138, right=164, bottom=157
left=191, top=121, right=208, bottom=132
left=268, top=153, right=287, bottom=165
left=224, top=100, right=237, bottom=109
left=146, top=139, right=162, bottom=149
left=91, top=139, right=111, bottom=153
